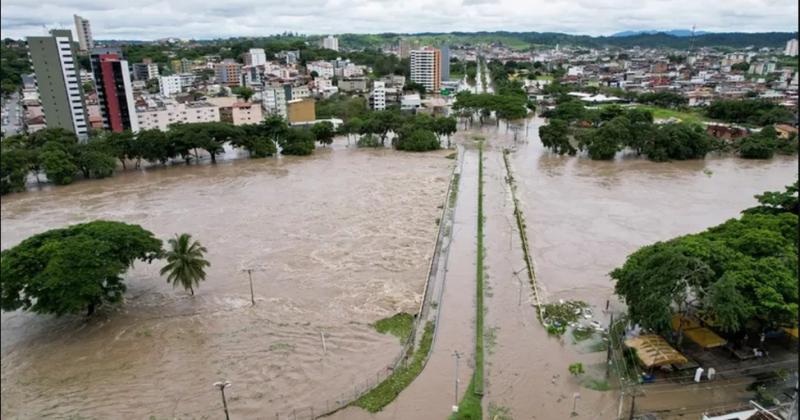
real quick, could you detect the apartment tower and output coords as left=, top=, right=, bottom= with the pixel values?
left=73, top=15, right=94, bottom=52
left=27, top=29, right=89, bottom=139
left=90, top=48, right=139, bottom=132
left=410, top=46, right=441, bottom=93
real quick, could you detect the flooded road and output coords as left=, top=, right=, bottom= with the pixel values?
left=0, top=143, right=453, bottom=419
left=480, top=116, right=796, bottom=419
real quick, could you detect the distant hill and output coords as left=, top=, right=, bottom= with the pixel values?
left=343, top=31, right=797, bottom=50
left=611, top=29, right=710, bottom=37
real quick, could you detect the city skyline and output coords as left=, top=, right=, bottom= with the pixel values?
left=1, top=0, right=798, bottom=41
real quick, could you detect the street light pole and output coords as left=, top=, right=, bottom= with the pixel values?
left=452, top=350, right=461, bottom=411
left=571, top=392, right=581, bottom=417
left=214, top=380, right=231, bottom=420
left=242, top=269, right=255, bottom=305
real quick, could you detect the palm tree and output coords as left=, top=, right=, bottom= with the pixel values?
left=160, top=233, right=210, bottom=295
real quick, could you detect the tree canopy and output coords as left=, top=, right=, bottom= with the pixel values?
left=0, top=221, right=163, bottom=316
left=611, top=183, right=798, bottom=336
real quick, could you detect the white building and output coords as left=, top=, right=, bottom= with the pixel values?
left=323, top=35, right=339, bottom=51
left=307, top=61, right=335, bottom=79
left=370, top=81, right=386, bottom=110
left=147, top=63, right=160, bottom=80
left=135, top=98, right=220, bottom=131
left=263, top=85, right=288, bottom=117
left=245, top=48, right=267, bottom=66
left=73, top=15, right=94, bottom=52
left=410, top=47, right=441, bottom=92
left=785, top=39, right=799, bottom=57
left=159, top=75, right=182, bottom=96
left=400, top=93, right=422, bottom=111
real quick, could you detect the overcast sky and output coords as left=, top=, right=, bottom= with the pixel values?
left=1, top=0, right=798, bottom=40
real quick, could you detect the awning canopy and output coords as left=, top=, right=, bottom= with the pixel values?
left=672, top=315, right=728, bottom=349
left=625, top=334, right=689, bottom=368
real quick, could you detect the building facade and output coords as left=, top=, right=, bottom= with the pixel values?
left=215, top=60, right=242, bottom=87
left=323, top=35, right=339, bottom=51
left=785, top=39, right=799, bottom=57
left=136, top=99, right=220, bottom=131
left=370, top=81, right=386, bottom=110
left=440, top=44, right=450, bottom=82
left=27, top=29, right=89, bottom=139
left=287, top=98, right=315, bottom=123
left=90, top=48, right=138, bottom=132
left=244, top=48, right=267, bottom=66
left=73, top=15, right=94, bottom=52
left=159, top=74, right=182, bottom=96
left=410, top=47, right=441, bottom=93
left=219, top=102, right=264, bottom=126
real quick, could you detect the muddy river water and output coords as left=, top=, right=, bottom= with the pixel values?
left=1, top=144, right=452, bottom=418
left=1, top=119, right=797, bottom=419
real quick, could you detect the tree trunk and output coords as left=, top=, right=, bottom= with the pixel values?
left=87, top=302, right=96, bottom=316
left=120, top=159, right=127, bottom=170
left=210, top=153, right=217, bottom=164
left=190, top=286, right=194, bottom=296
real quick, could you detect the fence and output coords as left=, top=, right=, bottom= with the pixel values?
left=268, top=146, right=463, bottom=420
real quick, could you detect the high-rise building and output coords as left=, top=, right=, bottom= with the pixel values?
left=159, top=74, right=183, bottom=96
left=27, top=29, right=89, bottom=139
left=410, top=47, right=441, bottom=93
left=90, top=48, right=138, bottom=132
left=399, top=39, right=420, bottom=59
left=440, top=44, right=450, bottom=82
left=323, top=35, right=339, bottom=52
left=132, top=61, right=160, bottom=81
left=785, top=39, right=799, bottom=57
left=214, top=59, right=242, bottom=87
left=244, top=48, right=267, bottom=66
left=73, top=15, right=94, bottom=52
left=370, top=81, right=386, bottom=110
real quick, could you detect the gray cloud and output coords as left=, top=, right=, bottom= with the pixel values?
left=1, top=0, right=797, bottom=40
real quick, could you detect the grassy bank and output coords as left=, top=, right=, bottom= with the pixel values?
left=634, top=105, right=711, bottom=125
left=374, top=312, right=414, bottom=343
left=353, top=321, right=434, bottom=412
left=451, top=142, right=485, bottom=420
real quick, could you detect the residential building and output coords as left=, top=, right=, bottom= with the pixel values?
left=411, top=47, right=441, bottom=93
left=400, top=93, right=422, bottom=111
left=219, top=102, right=264, bottom=126
left=90, top=48, right=138, bottom=132
left=307, top=61, right=335, bottom=79
left=370, top=81, right=386, bottom=110
left=27, top=30, right=89, bottom=139
left=244, top=48, right=267, bottom=66
left=785, top=39, right=799, bottom=57
left=159, top=74, right=182, bottom=96
left=170, top=58, right=192, bottom=74
left=73, top=15, right=94, bottom=52
left=287, top=98, right=315, bottom=124
left=322, top=35, right=339, bottom=52
left=398, top=39, right=419, bottom=59
left=215, top=59, right=242, bottom=87
left=440, top=44, right=450, bottom=82
left=276, top=50, right=300, bottom=65
left=135, top=98, right=220, bottom=131
left=132, top=61, right=160, bottom=81
left=262, top=85, right=288, bottom=117
left=337, top=77, right=368, bottom=93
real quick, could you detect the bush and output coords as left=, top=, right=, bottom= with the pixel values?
left=395, top=129, right=440, bottom=152
left=356, top=133, right=382, bottom=148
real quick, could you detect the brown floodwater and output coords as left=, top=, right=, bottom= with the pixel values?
left=0, top=142, right=453, bottom=419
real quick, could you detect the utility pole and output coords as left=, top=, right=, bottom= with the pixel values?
left=214, top=380, right=231, bottom=420
left=452, top=350, right=461, bottom=412
left=571, top=392, right=581, bottom=417
left=242, top=268, right=256, bottom=305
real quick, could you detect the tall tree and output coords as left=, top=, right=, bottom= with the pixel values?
left=1, top=221, right=163, bottom=316
left=160, top=233, right=211, bottom=296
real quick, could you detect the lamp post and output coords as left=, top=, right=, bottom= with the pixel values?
left=452, top=350, right=461, bottom=412
left=571, top=392, right=581, bottom=417
left=214, top=380, right=231, bottom=420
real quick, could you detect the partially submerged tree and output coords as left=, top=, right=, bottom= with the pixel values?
left=0, top=221, right=163, bottom=316
left=160, top=233, right=210, bottom=296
